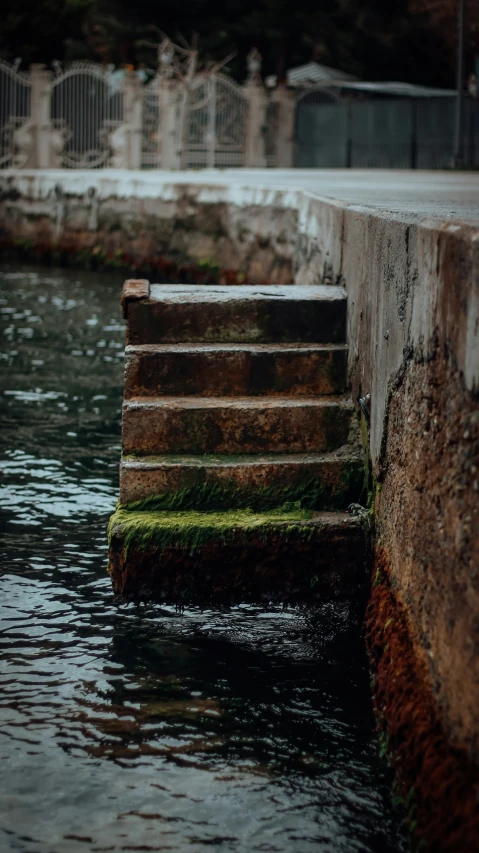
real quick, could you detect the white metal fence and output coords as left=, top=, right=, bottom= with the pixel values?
left=0, top=60, right=32, bottom=169
left=50, top=61, right=124, bottom=169
left=0, top=59, right=277, bottom=170
left=141, top=76, right=161, bottom=169
left=181, top=74, right=248, bottom=168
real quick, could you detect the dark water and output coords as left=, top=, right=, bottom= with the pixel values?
left=0, top=265, right=408, bottom=853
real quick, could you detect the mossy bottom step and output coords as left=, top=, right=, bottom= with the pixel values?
left=108, top=508, right=366, bottom=606
left=119, top=451, right=364, bottom=510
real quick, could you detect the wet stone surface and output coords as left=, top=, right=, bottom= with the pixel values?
left=121, top=396, right=353, bottom=456
left=118, top=450, right=364, bottom=510
left=126, top=285, right=347, bottom=345
left=0, top=264, right=408, bottom=853
left=108, top=510, right=366, bottom=606
left=123, top=343, right=349, bottom=398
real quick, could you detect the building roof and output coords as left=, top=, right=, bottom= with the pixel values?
left=335, top=80, right=455, bottom=98
left=286, top=61, right=357, bottom=87
left=287, top=62, right=455, bottom=98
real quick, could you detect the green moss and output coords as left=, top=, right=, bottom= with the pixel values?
left=13, top=237, right=35, bottom=251
left=0, top=238, right=224, bottom=284
left=379, top=731, right=390, bottom=758
left=120, top=463, right=364, bottom=513
left=108, top=505, right=314, bottom=556
left=198, top=258, right=221, bottom=276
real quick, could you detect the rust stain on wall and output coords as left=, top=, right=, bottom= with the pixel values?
left=366, top=548, right=479, bottom=851
left=0, top=235, right=252, bottom=285
left=375, top=348, right=479, bottom=760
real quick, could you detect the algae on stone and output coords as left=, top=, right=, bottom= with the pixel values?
left=118, top=463, right=364, bottom=512
left=108, top=506, right=314, bottom=557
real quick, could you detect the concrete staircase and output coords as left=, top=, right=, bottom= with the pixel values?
left=108, top=281, right=366, bottom=607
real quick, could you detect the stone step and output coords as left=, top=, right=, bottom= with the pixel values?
left=124, top=342, right=348, bottom=398
left=122, top=396, right=355, bottom=456
left=125, top=283, right=347, bottom=345
left=108, top=508, right=366, bottom=607
left=119, top=450, right=363, bottom=511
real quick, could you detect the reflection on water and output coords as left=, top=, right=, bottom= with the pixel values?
left=0, top=265, right=408, bottom=853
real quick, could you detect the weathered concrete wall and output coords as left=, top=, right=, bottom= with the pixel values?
left=0, top=171, right=299, bottom=283
left=377, top=353, right=479, bottom=751
left=339, top=211, right=479, bottom=773
left=1, top=168, right=478, bottom=780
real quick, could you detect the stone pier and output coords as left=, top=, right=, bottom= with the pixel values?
left=108, top=280, right=365, bottom=606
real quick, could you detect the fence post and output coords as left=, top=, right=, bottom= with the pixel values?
left=244, top=49, right=267, bottom=167
left=30, top=64, right=53, bottom=168
left=244, top=81, right=268, bottom=167
left=207, top=77, right=216, bottom=169
left=123, top=72, right=143, bottom=169
left=159, top=79, right=180, bottom=169
left=272, top=85, right=295, bottom=167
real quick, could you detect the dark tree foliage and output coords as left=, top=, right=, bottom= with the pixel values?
left=0, top=0, right=465, bottom=87
left=1, top=0, right=96, bottom=64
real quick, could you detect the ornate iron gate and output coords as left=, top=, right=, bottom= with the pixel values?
left=51, top=61, right=124, bottom=168
left=182, top=73, right=247, bottom=168
left=0, top=60, right=32, bottom=169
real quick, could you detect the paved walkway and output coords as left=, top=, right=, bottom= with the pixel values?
left=6, top=167, right=479, bottom=225
left=129, top=168, right=479, bottom=224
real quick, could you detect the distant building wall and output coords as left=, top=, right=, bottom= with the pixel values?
left=295, top=96, right=479, bottom=169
